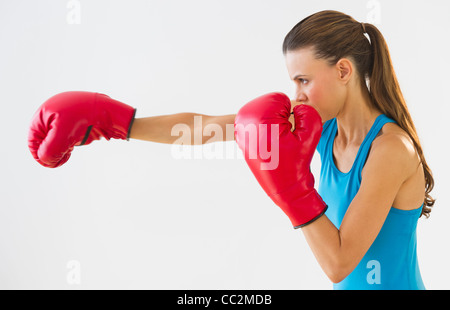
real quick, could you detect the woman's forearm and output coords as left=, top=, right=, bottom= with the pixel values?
left=129, top=113, right=196, bottom=144
left=129, top=113, right=236, bottom=144
left=301, top=214, right=371, bottom=284
left=301, top=215, right=345, bottom=283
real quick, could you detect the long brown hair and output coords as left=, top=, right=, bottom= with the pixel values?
left=282, top=10, right=435, bottom=217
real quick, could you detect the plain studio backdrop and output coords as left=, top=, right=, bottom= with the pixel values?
left=0, top=0, right=449, bottom=289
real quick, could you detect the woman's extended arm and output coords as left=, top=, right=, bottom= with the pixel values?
left=129, top=113, right=236, bottom=145
left=129, top=98, right=302, bottom=144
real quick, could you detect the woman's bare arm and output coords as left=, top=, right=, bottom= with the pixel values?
left=129, top=113, right=236, bottom=145
left=129, top=99, right=299, bottom=144
left=301, top=134, right=416, bottom=283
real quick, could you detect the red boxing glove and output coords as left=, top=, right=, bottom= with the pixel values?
left=28, top=91, right=136, bottom=168
left=234, top=92, right=327, bottom=228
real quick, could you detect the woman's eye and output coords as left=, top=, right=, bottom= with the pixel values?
left=298, top=79, right=308, bottom=85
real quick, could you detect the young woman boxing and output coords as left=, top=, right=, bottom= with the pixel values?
left=234, top=10, right=435, bottom=289
left=28, top=10, right=434, bottom=289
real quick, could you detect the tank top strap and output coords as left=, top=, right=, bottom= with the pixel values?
left=353, top=114, right=397, bottom=182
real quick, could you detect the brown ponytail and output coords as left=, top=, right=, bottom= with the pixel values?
left=282, top=10, right=435, bottom=217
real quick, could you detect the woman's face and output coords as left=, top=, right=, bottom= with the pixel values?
left=285, top=47, right=347, bottom=122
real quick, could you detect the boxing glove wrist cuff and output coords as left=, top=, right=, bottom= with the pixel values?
left=79, top=108, right=136, bottom=145
left=275, top=189, right=328, bottom=229
left=126, top=108, right=137, bottom=141
left=293, top=205, right=328, bottom=229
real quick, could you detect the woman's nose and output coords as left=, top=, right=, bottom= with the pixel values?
left=294, top=91, right=307, bottom=103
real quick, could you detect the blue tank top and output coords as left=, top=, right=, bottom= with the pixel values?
left=316, top=114, right=425, bottom=290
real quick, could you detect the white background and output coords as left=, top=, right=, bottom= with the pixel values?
left=1, top=0, right=449, bottom=289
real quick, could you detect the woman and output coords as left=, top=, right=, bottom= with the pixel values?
left=132, top=11, right=435, bottom=289
left=28, top=10, right=434, bottom=289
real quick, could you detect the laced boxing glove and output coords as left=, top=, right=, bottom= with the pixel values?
left=28, top=91, right=136, bottom=168
left=234, top=92, right=327, bottom=228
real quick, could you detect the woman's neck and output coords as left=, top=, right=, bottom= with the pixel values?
left=335, top=84, right=381, bottom=147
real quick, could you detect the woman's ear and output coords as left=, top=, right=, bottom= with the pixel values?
left=336, top=58, right=353, bottom=84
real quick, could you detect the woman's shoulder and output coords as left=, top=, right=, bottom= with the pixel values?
left=376, top=122, right=414, bottom=150
left=371, top=122, right=420, bottom=174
